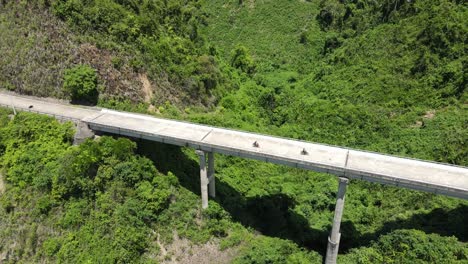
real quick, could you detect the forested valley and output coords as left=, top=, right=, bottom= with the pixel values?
left=0, top=0, right=467, bottom=263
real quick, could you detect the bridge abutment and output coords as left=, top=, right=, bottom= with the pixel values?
left=73, top=121, right=95, bottom=145
left=325, top=177, right=349, bottom=264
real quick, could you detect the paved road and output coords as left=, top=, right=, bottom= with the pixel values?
left=1, top=92, right=467, bottom=199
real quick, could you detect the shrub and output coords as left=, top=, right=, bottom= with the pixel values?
left=341, top=229, right=468, bottom=264
left=42, top=237, right=62, bottom=257
left=230, top=45, right=255, bottom=74
left=63, top=64, right=99, bottom=104
left=233, top=236, right=322, bottom=264
left=196, top=55, right=222, bottom=92
left=376, top=229, right=468, bottom=263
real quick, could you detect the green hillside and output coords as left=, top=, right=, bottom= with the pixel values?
left=200, top=0, right=324, bottom=73
left=0, top=0, right=467, bottom=263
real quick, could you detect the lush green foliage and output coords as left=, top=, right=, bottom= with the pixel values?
left=50, top=0, right=233, bottom=103
left=0, top=113, right=178, bottom=262
left=198, top=0, right=467, bottom=164
left=0, top=111, right=326, bottom=263
left=233, top=236, right=321, bottom=264
left=230, top=45, right=256, bottom=74
left=341, top=229, right=468, bottom=263
left=1, top=0, right=467, bottom=263
left=63, top=64, right=99, bottom=103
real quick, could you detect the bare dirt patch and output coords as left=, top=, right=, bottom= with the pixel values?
left=0, top=172, right=4, bottom=195
left=139, top=73, right=153, bottom=103
left=157, top=233, right=238, bottom=264
left=423, top=110, right=436, bottom=119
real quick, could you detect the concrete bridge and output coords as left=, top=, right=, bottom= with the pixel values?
left=1, top=92, right=467, bottom=263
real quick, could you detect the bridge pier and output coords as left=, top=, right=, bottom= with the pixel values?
left=196, top=150, right=216, bottom=209
left=325, top=177, right=349, bottom=264
left=208, top=152, right=216, bottom=198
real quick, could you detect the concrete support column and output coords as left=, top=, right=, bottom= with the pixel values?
left=196, top=150, right=209, bottom=209
left=325, top=177, right=349, bottom=264
left=208, top=152, right=215, bottom=198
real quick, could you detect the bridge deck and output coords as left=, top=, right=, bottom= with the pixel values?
left=1, top=93, right=467, bottom=199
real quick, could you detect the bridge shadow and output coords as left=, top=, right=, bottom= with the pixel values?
left=135, top=139, right=330, bottom=253
left=216, top=182, right=330, bottom=253
left=70, top=95, right=98, bottom=106
left=345, top=205, right=468, bottom=249
left=132, top=138, right=467, bottom=255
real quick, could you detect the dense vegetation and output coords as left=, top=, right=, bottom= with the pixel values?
left=63, top=64, right=99, bottom=104
left=0, top=0, right=467, bottom=263
left=0, top=111, right=324, bottom=263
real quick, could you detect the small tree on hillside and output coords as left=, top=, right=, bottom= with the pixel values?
left=230, top=45, right=255, bottom=74
left=63, top=65, right=99, bottom=104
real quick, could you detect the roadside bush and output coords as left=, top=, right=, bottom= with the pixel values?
left=63, top=64, right=99, bottom=104
left=0, top=113, right=73, bottom=189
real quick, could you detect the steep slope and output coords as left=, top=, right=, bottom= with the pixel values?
left=199, top=0, right=467, bottom=163
left=0, top=0, right=467, bottom=263
left=0, top=3, right=146, bottom=100
left=0, top=1, right=229, bottom=106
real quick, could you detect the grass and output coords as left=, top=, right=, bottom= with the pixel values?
left=200, top=0, right=324, bottom=74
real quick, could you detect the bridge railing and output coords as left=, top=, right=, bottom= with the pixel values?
left=0, top=102, right=80, bottom=122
